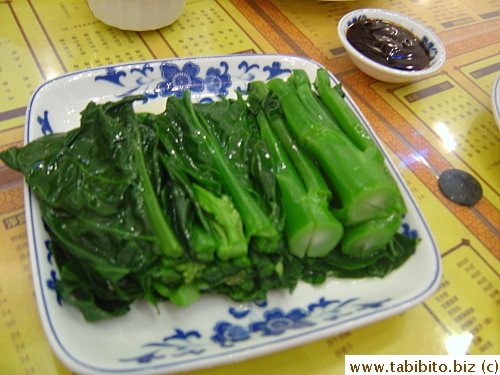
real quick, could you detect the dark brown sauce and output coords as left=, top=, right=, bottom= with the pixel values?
left=346, top=18, right=431, bottom=71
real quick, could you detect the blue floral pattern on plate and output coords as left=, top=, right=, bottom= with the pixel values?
left=120, top=296, right=391, bottom=363
left=91, top=58, right=291, bottom=101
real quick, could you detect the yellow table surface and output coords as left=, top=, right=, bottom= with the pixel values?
left=0, top=0, right=499, bottom=374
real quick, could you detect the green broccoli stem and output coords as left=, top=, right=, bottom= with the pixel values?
left=176, top=92, right=280, bottom=248
left=194, top=94, right=284, bottom=247
left=288, top=70, right=408, bottom=256
left=189, top=225, right=217, bottom=262
left=248, top=81, right=332, bottom=202
left=312, top=68, right=384, bottom=162
left=192, top=184, right=248, bottom=261
left=271, top=116, right=332, bottom=201
left=132, top=131, right=184, bottom=258
left=248, top=81, right=343, bottom=257
left=341, top=212, right=403, bottom=258
left=169, top=283, right=200, bottom=306
left=253, top=103, right=343, bottom=258
left=288, top=69, right=341, bottom=132
left=110, top=101, right=184, bottom=259
left=266, top=74, right=400, bottom=226
left=312, top=69, right=407, bottom=218
left=155, top=117, right=243, bottom=262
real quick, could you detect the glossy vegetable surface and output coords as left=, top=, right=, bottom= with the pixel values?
left=0, top=70, right=418, bottom=321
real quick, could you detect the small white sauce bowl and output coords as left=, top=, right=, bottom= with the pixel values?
left=338, top=8, right=446, bottom=83
left=87, top=0, right=186, bottom=31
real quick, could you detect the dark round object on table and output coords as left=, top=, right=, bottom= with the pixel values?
left=438, top=169, right=482, bottom=206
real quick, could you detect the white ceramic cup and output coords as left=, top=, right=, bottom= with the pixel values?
left=87, top=0, right=186, bottom=31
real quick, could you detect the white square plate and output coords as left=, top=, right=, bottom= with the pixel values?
left=24, top=54, right=441, bottom=375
